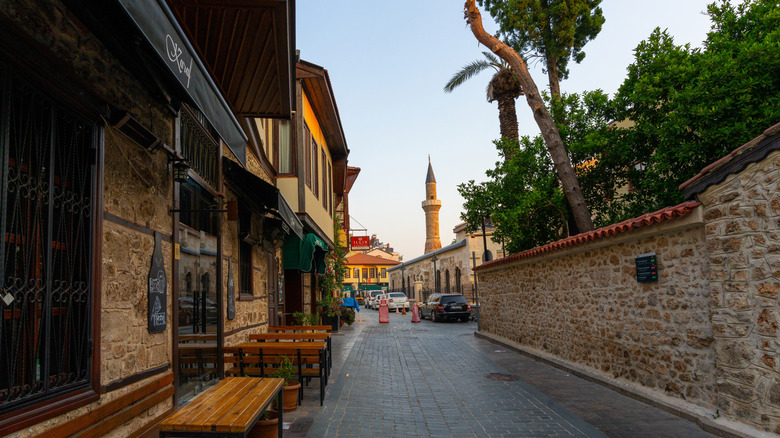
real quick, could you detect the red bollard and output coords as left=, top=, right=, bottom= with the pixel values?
left=379, top=299, right=389, bottom=323
left=411, top=303, right=421, bottom=323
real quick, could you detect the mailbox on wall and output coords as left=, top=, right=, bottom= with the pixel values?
left=635, top=253, right=658, bottom=283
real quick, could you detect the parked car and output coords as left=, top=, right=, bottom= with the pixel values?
left=373, top=294, right=387, bottom=310
left=366, top=291, right=384, bottom=309
left=420, top=294, right=471, bottom=322
left=386, top=292, right=409, bottom=310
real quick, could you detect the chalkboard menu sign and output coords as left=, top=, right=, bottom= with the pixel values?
left=148, top=232, right=167, bottom=333
left=227, top=259, right=236, bottom=320
left=635, top=253, right=658, bottom=283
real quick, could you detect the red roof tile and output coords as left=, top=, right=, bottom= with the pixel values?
left=475, top=200, right=701, bottom=270
left=346, top=253, right=402, bottom=266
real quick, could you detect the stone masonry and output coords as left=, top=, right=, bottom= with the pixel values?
left=698, top=150, right=780, bottom=432
left=477, top=212, right=716, bottom=409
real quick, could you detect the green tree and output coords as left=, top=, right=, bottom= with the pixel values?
left=444, top=52, right=523, bottom=157
left=477, top=0, right=605, bottom=100
left=461, top=0, right=780, bottom=253
left=464, top=0, right=594, bottom=233
left=611, top=0, right=780, bottom=215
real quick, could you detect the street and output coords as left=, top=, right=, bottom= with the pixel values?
left=287, top=308, right=717, bottom=438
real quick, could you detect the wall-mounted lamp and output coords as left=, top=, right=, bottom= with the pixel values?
left=169, top=158, right=190, bottom=183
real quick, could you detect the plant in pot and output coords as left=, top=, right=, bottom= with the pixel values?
left=273, top=355, right=301, bottom=412
left=340, top=306, right=355, bottom=326
left=247, top=410, right=278, bottom=438
left=317, top=295, right=341, bottom=332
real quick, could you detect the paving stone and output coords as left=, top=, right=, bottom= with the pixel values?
left=282, top=310, right=717, bottom=437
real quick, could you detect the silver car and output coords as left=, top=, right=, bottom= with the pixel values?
left=386, top=292, right=409, bottom=310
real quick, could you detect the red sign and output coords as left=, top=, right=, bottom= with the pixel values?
left=351, top=236, right=370, bottom=250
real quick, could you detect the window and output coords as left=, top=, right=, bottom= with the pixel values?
left=353, top=268, right=359, bottom=279
left=321, top=148, right=327, bottom=208
left=435, top=271, right=441, bottom=293
left=345, top=269, right=351, bottom=279
left=445, top=269, right=450, bottom=293
left=304, top=124, right=311, bottom=187
left=313, top=140, right=319, bottom=199
left=455, top=268, right=462, bottom=294
left=381, top=268, right=387, bottom=278
left=369, top=268, right=376, bottom=279
left=328, top=162, right=333, bottom=216
left=1, top=68, right=98, bottom=415
left=361, top=268, right=368, bottom=279
left=277, top=120, right=292, bottom=174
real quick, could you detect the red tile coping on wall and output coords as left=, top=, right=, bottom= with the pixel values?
left=475, top=200, right=701, bottom=271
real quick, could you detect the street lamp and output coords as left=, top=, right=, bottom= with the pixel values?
left=481, top=217, right=493, bottom=262
left=431, top=254, right=439, bottom=293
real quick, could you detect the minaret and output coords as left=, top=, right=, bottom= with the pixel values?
left=422, top=156, right=442, bottom=254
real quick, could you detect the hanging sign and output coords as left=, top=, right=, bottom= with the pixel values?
left=227, top=259, right=236, bottom=320
left=148, top=232, right=167, bottom=333
left=351, top=236, right=370, bottom=250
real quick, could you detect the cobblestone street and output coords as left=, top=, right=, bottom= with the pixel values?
left=287, top=309, right=717, bottom=438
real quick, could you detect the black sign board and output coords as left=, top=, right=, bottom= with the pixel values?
left=635, top=252, right=658, bottom=283
left=148, top=232, right=167, bottom=333
left=227, top=259, right=236, bottom=320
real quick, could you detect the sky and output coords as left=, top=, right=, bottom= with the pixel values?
left=296, top=0, right=728, bottom=262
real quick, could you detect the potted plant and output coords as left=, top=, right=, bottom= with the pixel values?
left=273, top=355, right=301, bottom=412
left=317, top=295, right=340, bottom=332
left=247, top=410, right=278, bottom=438
left=340, top=306, right=355, bottom=326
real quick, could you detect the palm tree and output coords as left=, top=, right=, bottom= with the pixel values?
left=444, top=52, right=523, bottom=158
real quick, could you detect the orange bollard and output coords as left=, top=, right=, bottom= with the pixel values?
left=379, top=299, right=389, bottom=323
left=411, top=303, right=421, bottom=323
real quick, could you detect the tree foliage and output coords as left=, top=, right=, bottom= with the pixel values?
left=460, top=0, right=780, bottom=253
left=478, top=0, right=605, bottom=97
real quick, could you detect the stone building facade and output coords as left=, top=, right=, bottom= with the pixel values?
left=0, top=1, right=303, bottom=436
left=475, top=123, right=780, bottom=435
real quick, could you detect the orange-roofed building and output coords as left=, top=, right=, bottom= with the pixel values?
left=343, top=253, right=401, bottom=297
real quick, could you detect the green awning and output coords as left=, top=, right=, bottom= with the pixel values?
left=283, top=233, right=329, bottom=274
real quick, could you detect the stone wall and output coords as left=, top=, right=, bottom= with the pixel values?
left=1, top=1, right=175, bottom=435
left=698, top=150, right=780, bottom=432
left=477, top=211, right=717, bottom=409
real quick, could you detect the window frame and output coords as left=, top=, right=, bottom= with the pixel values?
left=0, top=57, right=102, bottom=435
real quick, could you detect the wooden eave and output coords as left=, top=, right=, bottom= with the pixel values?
left=296, top=60, right=349, bottom=159
left=167, top=0, right=295, bottom=119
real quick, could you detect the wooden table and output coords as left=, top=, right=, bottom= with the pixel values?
left=159, top=377, right=283, bottom=437
left=249, top=332, right=332, bottom=370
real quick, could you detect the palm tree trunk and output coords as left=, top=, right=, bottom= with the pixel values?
left=496, top=93, right=519, bottom=159
left=464, top=0, right=594, bottom=233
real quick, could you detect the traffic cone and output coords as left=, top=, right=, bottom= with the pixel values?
left=402, top=306, right=407, bottom=315
left=395, top=307, right=399, bottom=314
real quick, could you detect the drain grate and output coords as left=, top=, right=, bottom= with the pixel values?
left=486, top=373, right=520, bottom=381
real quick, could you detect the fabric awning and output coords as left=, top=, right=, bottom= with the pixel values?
left=116, top=0, right=248, bottom=166
left=222, top=158, right=303, bottom=239
left=283, top=233, right=329, bottom=274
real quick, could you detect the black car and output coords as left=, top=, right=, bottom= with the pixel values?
left=420, top=294, right=471, bottom=322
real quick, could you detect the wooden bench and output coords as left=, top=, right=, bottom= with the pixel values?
left=268, top=325, right=331, bottom=333
left=159, top=377, right=283, bottom=437
left=249, top=332, right=333, bottom=370
left=224, top=342, right=327, bottom=406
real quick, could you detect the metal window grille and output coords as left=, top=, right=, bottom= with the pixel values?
left=239, top=241, right=252, bottom=295
left=180, top=107, right=218, bottom=189
left=0, top=69, right=97, bottom=414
